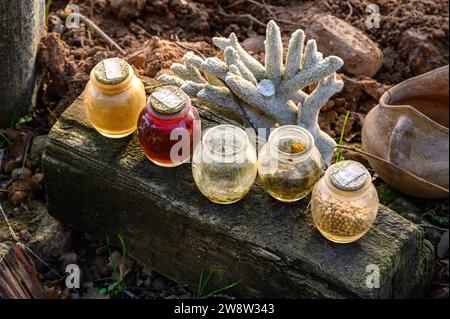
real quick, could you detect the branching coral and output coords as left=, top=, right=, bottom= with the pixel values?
left=158, top=20, right=344, bottom=164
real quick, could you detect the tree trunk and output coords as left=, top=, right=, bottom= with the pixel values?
left=0, top=243, right=46, bottom=299
left=0, top=0, right=45, bottom=128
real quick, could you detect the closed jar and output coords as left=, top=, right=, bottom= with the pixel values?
left=84, top=58, right=146, bottom=138
left=258, top=125, right=322, bottom=202
left=311, top=160, right=379, bottom=243
left=192, top=125, right=257, bottom=204
left=137, top=85, right=201, bottom=167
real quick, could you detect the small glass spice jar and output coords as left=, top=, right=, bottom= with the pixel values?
left=84, top=57, right=146, bottom=138
left=311, top=160, right=379, bottom=243
left=258, top=125, right=322, bottom=202
left=192, top=125, right=257, bottom=204
left=137, top=85, right=201, bottom=167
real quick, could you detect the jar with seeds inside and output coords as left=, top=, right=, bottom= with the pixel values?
left=258, top=125, right=322, bottom=202
left=311, top=160, right=379, bottom=243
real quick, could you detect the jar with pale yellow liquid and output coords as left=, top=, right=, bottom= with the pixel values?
left=192, top=125, right=257, bottom=204
left=84, top=58, right=146, bottom=138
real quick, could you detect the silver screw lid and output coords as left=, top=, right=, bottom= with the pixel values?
left=329, top=160, right=370, bottom=191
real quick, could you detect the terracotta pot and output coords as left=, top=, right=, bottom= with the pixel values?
left=362, top=65, right=449, bottom=199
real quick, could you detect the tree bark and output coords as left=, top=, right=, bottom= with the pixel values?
left=0, top=0, right=45, bottom=127
left=0, top=243, right=46, bottom=299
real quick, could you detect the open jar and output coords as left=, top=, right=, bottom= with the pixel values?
left=192, top=125, right=257, bottom=204
left=258, top=125, right=322, bottom=202
left=84, top=58, right=146, bottom=138
left=137, top=85, right=201, bottom=167
left=311, top=160, right=379, bottom=243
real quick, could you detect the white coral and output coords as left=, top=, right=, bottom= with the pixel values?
left=157, top=20, right=344, bottom=164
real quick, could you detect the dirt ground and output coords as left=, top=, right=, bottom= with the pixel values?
left=1, top=0, right=449, bottom=299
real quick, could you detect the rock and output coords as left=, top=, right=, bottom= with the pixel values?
left=30, top=173, right=45, bottom=198
left=9, top=168, right=32, bottom=205
left=109, top=0, right=146, bottom=21
left=43, top=77, right=434, bottom=298
left=3, top=160, right=15, bottom=174
left=398, top=30, right=444, bottom=75
left=437, top=230, right=449, bottom=259
left=242, top=35, right=266, bottom=53
left=8, top=190, right=28, bottom=205
left=30, top=135, right=48, bottom=160
left=11, top=167, right=32, bottom=180
left=307, top=14, right=383, bottom=77
left=431, top=287, right=449, bottom=299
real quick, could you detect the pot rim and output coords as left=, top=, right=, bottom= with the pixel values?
left=379, top=65, right=449, bottom=134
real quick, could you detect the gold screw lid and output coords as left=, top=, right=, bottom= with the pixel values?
left=93, top=58, right=130, bottom=85
left=329, top=160, right=370, bottom=191
left=149, top=85, right=187, bottom=115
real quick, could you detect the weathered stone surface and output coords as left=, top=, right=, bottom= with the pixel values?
left=43, top=78, right=433, bottom=298
left=307, top=14, right=383, bottom=78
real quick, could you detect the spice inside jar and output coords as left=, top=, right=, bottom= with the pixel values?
left=137, top=85, right=201, bottom=167
left=258, top=125, right=322, bottom=202
left=192, top=125, right=257, bottom=204
left=311, top=160, right=379, bottom=243
left=84, top=58, right=146, bottom=138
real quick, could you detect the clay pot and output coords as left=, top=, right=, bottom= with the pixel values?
left=362, top=65, right=449, bottom=199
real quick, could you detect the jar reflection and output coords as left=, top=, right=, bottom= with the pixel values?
left=192, top=125, right=257, bottom=204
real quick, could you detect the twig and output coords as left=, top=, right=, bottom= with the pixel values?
left=87, top=28, right=94, bottom=47
left=334, top=145, right=449, bottom=194
left=21, top=134, right=32, bottom=172
left=418, top=223, right=448, bottom=232
left=125, top=49, right=144, bottom=63
left=58, top=11, right=126, bottom=55
left=345, top=0, right=353, bottom=21
left=235, top=99, right=258, bottom=133
left=262, top=201, right=282, bottom=214
left=0, top=203, right=19, bottom=242
left=261, top=0, right=277, bottom=20
left=226, top=0, right=246, bottom=8
left=218, top=6, right=266, bottom=28
left=173, top=34, right=206, bottom=60
left=226, top=0, right=301, bottom=26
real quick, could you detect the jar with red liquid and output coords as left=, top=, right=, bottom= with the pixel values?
left=137, top=85, right=201, bottom=167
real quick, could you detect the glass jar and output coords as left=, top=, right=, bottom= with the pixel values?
left=311, top=160, right=379, bottom=243
left=258, top=125, right=322, bottom=202
left=137, top=85, right=201, bottom=167
left=84, top=58, right=146, bottom=138
left=192, top=125, right=257, bottom=204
